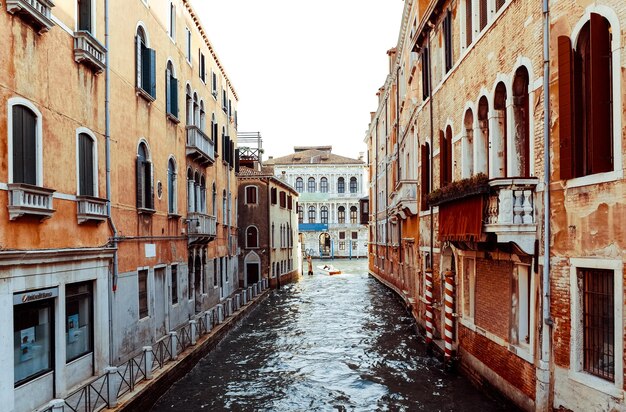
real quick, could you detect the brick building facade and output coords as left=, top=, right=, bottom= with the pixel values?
left=367, top=0, right=626, bottom=410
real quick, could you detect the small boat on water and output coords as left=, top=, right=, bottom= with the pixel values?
left=317, top=264, right=342, bottom=275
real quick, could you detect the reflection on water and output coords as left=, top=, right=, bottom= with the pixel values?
left=152, top=259, right=509, bottom=411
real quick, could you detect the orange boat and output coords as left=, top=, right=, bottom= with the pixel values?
left=317, top=265, right=342, bottom=275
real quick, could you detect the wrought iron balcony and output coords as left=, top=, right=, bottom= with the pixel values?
left=8, top=183, right=55, bottom=220
left=6, top=0, right=55, bottom=33
left=76, top=195, right=108, bottom=224
left=187, top=212, right=217, bottom=243
left=186, top=126, right=215, bottom=166
left=73, top=30, right=106, bottom=73
left=390, top=180, right=418, bottom=218
left=483, top=178, right=539, bottom=254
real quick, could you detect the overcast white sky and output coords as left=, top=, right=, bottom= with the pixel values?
left=191, top=0, right=404, bottom=160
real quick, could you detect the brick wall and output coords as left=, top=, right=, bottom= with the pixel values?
left=475, top=258, right=512, bottom=341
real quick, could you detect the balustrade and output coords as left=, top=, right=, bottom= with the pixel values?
left=186, top=126, right=215, bottom=165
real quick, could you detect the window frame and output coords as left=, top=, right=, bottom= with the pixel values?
left=307, top=177, right=316, bottom=193
left=245, top=185, right=258, bottom=205
left=295, top=177, right=304, bottom=193
left=76, top=128, right=98, bottom=197
left=65, top=281, right=94, bottom=363
left=168, top=2, right=176, bottom=42
left=8, top=98, right=43, bottom=186
left=138, top=269, right=149, bottom=319
left=167, top=157, right=177, bottom=214
left=246, top=225, right=259, bottom=249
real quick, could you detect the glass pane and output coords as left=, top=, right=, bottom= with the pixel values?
left=14, top=301, right=53, bottom=385
left=66, top=282, right=93, bottom=362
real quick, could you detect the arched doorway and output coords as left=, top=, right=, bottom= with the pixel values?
left=244, top=251, right=260, bottom=286
left=319, top=232, right=331, bottom=257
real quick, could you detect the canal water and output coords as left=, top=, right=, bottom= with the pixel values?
left=152, top=259, right=509, bottom=411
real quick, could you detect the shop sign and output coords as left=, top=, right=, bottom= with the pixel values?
left=13, top=287, right=58, bottom=305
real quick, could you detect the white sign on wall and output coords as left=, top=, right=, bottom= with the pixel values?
left=145, top=244, right=156, bottom=258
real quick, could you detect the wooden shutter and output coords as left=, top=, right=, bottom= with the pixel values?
left=12, top=106, right=24, bottom=184
left=230, top=141, right=234, bottom=166
left=171, top=77, right=178, bottom=118
left=79, top=134, right=94, bottom=196
left=439, top=130, right=446, bottom=187
left=141, top=46, right=150, bottom=92
left=146, top=161, right=154, bottom=209
left=589, top=14, right=612, bottom=174
left=15, top=106, right=38, bottom=186
left=445, top=11, right=452, bottom=71
left=136, top=157, right=143, bottom=208
left=235, top=149, right=240, bottom=173
left=136, top=35, right=141, bottom=88
left=420, top=144, right=429, bottom=210
left=465, top=0, right=472, bottom=47
left=166, top=70, right=171, bottom=114
left=558, top=36, right=575, bottom=180
left=445, top=132, right=452, bottom=185
left=148, top=48, right=157, bottom=98
left=78, top=0, right=92, bottom=32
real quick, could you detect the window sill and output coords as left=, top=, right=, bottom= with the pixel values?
left=568, top=371, right=622, bottom=398
left=168, top=212, right=181, bottom=219
left=136, top=87, right=155, bottom=103
left=212, top=92, right=218, bottom=100
left=166, top=113, right=180, bottom=124
left=565, top=170, right=624, bottom=189
left=137, top=207, right=156, bottom=215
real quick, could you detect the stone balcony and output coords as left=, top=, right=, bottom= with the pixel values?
left=8, top=183, right=55, bottom=220
left=187, top=212, right=217, bottom=244
left=390, top=180, right=418, bottom=219
left=186, top=126, right=215, bottom=166
left=6, top=0, right=55, bottom=33
left=483, top=178, right=539, bottom=254
left=76, top=195, right=108, bottom=224
left=73, top=30, right=106, bottom=73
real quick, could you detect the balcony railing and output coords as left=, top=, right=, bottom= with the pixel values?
left=8, top=183, right=55, bottom=220
left=390, top=180, right=418, bottom=218
left=74, top=30, right=107, bottom=73
left=186, top=126, right=215, bottom=166
left=187, top=212, right=217, bottom=242
left=6, top=0, right=55, bottom=33
left=483, top=178, right=539, bottom=254
left=77, top=195, right=108, bottom=224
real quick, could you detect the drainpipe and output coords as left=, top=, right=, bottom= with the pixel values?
left=104, top=0, right=118, bottom=367
left=537, top=0, right=552, bottom=409
left=427, top=32, right=434, bottom=272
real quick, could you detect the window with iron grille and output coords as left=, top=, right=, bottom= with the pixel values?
left=579, top=268, right=614, bottom=381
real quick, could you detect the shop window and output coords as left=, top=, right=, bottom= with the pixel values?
left=138, top=269, right=148, bottom=319
left=14, top=296, right=54, bottom=386
left=65, top=282, right=93, bottom=362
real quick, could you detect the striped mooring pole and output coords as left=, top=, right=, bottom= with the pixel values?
left=424, top=268, right=434, bottom=345
left=444, top=270, right=455, bottom=362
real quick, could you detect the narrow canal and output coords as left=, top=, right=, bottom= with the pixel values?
left=152, top=259, right=509, bottom=411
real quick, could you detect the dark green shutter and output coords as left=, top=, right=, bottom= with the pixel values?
left=171, top=77, right=178, bottom=118
left=13, top=106, right=37, bottom=185
left=79, top=134, right=94, bottom=196
left=146, top=161, right=154, bottom=209
left=136, top=157, right=143, bottom=208
left=78, top=0, right=92, bottom=32
left=141, top=46, right=151, bottom=93
left=149, top=49, right=157, bottom=98
left=166, top=71, right=171, bottom=114
left=12, top=106, right=24, bottom=184
left=235, top=149, right=240, bottom=173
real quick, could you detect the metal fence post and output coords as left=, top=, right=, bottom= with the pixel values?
left=143, top=346, right=154, bottom=379
left=190, top=320, right=197, bottom=345
left=169, top=331, right=178, bottom=360
left=105, top=366, right=119, bottom=407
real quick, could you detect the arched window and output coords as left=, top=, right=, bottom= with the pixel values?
left=246, top=226, right=259, bottom=248
left=462, top=108, right=474, bottom=178
left=298, top=205, right=303, bottom=224
left=185, top=84, right=192, bottom=126
left=136, top=142, right=153, bottom=209
left=320, top=206, right=329, bottom=224
left=320, top=177, right=328, bottom=193
left=559, top=14, right=614, bottom=179
left=187, top=168, right=194, bottom=212
left=193, top=92, right=199, bottom=127
left=476, top=96, right=489, bottom=175
left=11, top=104, right=38, bottom=185
left=167, top=158, right=177, bottom=214
left=350, top=206, right=358, bottom=224
left=512, top=67, right=530, bottom=177
left=338, top=206, right=345, bottom=224
left=308, top=206, right=316, bottom=223
left=200, top=175, right=206, bottom=213
left=194, top=171, right=201, bottom=212
left=349, top=177, right=357, bottom=193
left=337, top=177, right=345, bottom=193
left=493, top=82, right=507, bottom=177
left=136, top=26, right=155, bottom=98
left=295, top=177, right=304, bottom=193
left=165, top=61, right=178, bottom=118
left=440, top=126, right=453, bottom=186
left=307, top=177, right=316, bottom=193
left=78, top=132, right=95, bottom=196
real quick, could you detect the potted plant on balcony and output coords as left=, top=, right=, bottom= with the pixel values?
left=426, top=173, right=489, bottom=207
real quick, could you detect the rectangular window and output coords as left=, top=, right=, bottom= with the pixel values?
left=287, top=195, right=292, bottom=210
left=245, top=186, right=257, bottom=204
left=14, top=296, right=54, bottom=386
left=479, top=0, right=488, bottom=31
left=465, top=0, right=472, bottom=47
left=495, top=0, right=505, bottom=12
left=279, top=191, right=286, bottom=208
left=271, top=187, right=277, bottom=204
left=462, top=257, right=476, bottom=319
left=138, top=269, right=148, bottom=319
left=339, top=231, right=345, bottom=240
left=580, top=268, right=614, bottom=381
left=78, top=133, right=94, bottom=196
left=443, top=10, right=453, bottom=72
left=352, top=241, right=357, bottom=250
left=213, top=259, right=218, bottom=287
left=351, top=231, right=358, bottom=240
left=421, top=46, right=430, bottom=100
left=222, top=90, right=228, bottom=112
left=171, top=265, right=178, bottom=304
left=339, top=241, right=345, bottom=251
left=211, top=71, right=217, bottom=97
left=169, top=2, right=176, bottom=41
left=514, top=264, right=531, bottom=346
left=188, top=262, right=193, bottom=300
left=66, top=282, right=93, bottom=362
left=78, top=0, right=92, bottom=32
left=185, top=28, right=191, bottom=62
left=199, top=51, right=206, bottom=82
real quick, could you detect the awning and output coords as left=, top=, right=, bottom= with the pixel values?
left=439, top=195, right=484, bottom=242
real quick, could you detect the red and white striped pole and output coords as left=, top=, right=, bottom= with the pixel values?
left=444, top=270, right=455, bottom=362
left=424, top=268, right=433, bottom=345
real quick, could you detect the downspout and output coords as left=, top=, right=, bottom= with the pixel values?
left=375, top=119, right=379, bottom=268
left=104, top=0, right=118, bottom=367
left=537, top=0, right=552, bottom=409
left=427, top=32, right=434, bottom=272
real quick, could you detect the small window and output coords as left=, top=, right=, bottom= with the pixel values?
left=351, top=231, right=358, bottom=240
left=138, top=269, right=148, bottom=319
left=339, top=241, right=345, bottom=251
left=65, top=281, right=93, bottom=362
left=246, top=226, right=259, bottom=248
left=307, top=177, right=316, bottom=193
left=349, top=177, right=358, bottom=193
left=337, top=177, right=345, bottom=193
left=279, top=191, right=286, bottom=208
left=339, top=231, right=345, bottom=240
left=308, top=206, right=316, bottom=223
left=171, top=265, right=178, bottom=304
left=199, top=51, right=206, bottom=82
left=78, top=133, right=95, bottom=196
left=245, top=186, right=258, bottom=204
left=185, top=28, right=191, bottom=63
left=295, top=177, right=304, bottom=193
left=338, top=206, right=345, bottom=224
left=321, top=206, right=328, bottom=224
left=320, top=177, right=328, bottom=193
left=169, top=2, right=176, bottom=41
